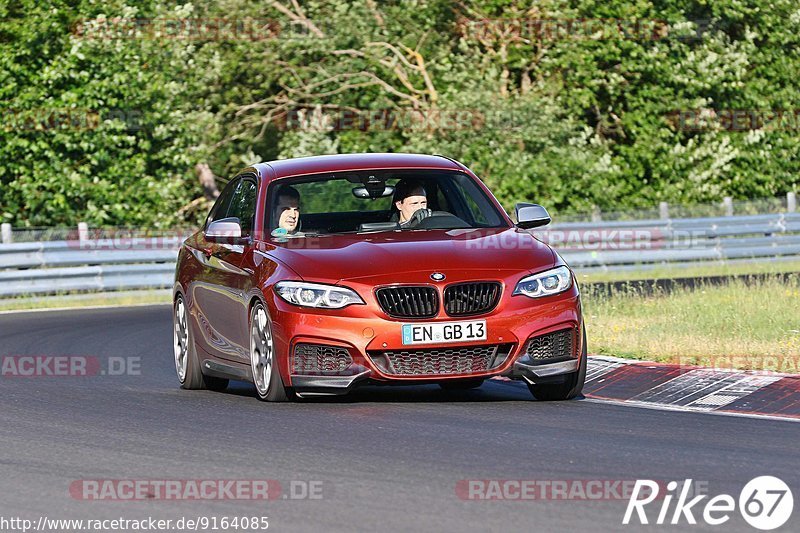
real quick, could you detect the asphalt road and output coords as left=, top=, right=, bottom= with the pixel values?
left=0, top=306, right=797, bottom=533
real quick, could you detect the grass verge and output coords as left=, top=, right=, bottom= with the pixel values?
left=576, top=259, right=800, bottom=284
left=582, top=275, right=800, bottom=372
left=0, top=290, right=171, bottom=312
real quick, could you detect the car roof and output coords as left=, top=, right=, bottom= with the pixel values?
left=253, top=153, right=464, bottom=181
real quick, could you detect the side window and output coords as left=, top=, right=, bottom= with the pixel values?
left=206, top=178, right=239, bottom=229
left=227, top=179, right=258, bottom=235
left=431, top=182, right=451, bottom=213
left=446, top=174, right=502, bottom=226
left=461, top=191, right=489, bottom=224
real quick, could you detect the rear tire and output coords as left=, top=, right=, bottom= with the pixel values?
left=439, top=378, right=485, bottom=390
left=527, top=328, right=587, bottom=401
left=250, top=301, right=292, bottom=402
left=174, top=294, right=229, bottom=392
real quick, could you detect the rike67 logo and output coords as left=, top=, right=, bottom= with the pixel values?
left=624, top=476, right=793, bottom=530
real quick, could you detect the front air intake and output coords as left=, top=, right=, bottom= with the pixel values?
left=293, top=343, right=353, bottom=375
left=368, top=344, right=513, bottom=376
left=523, top=329, right=577, bottom=361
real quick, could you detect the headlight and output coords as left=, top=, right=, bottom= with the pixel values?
left=513, top=266, right=573, bottom=298
left=274, top=281, right=364, bottom=309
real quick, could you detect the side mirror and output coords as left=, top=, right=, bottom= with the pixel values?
left=205, top=217, right=250, bottom=245
left=515, top=203, right=551, bottom=229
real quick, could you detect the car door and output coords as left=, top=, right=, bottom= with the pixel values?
left=191, top=176, right=258, bottom=364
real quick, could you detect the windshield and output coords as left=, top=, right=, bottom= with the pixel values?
left=266, top=170, right=508, bottom=237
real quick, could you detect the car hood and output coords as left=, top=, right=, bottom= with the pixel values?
left=263, top=227, right=555, bottom=284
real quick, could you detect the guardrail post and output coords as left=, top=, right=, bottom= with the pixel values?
left=1, top=223, right=11, bottom=244
left=659, top=201, right=669, bottom=220
left=788, top=192, right=797, bottom=213
left=591, top=206, right=602, bottom=222
left=78, top=222, right=89, bottom=244
left=723, top=196, right=733, bottom=216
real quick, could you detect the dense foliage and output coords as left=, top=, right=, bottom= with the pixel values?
left=1, top=0, right=798, bottom=227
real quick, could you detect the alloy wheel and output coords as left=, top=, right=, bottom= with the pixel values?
left=250, top=305, right=273, bottom=396
left=173, top=297, right=189, bottom=382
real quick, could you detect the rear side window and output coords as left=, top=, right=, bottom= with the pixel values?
left=227, top=179, right=258, bottom=235
left=205, top=178, right=239, bottom=229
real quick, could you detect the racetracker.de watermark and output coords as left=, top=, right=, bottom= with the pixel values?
left=71, top=17, right=327, bottom=41
left=460, top=227, right=717, bottom=251
left=67, top=228, right=193, bottom=251
left=69, top=479, right=323, bottom=501
left=458, top=17, right=732, bottom=42
left=272, top=107, right=534, bottom=133
left=674, top=355, right=800, bottom=374
left=1, top=356, right=140, bottom=377
left=1, top=108, right=145, bottom=132
left=668, top=109, right=800, bottom=133
left=455, top=479, right=703, bottom=501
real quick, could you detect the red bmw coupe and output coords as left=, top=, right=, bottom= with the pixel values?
left=172, top=153, right=586, bottom=401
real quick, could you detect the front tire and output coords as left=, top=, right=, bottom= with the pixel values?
left=249, top=302, right=291, bottom=402
left=527, top=328, right=587, bottom=401
left=173, top=294, right=228, bottom=392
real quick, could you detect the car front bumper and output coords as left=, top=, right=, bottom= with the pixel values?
left=268, top=284, right=584, bottom=395
left=289, top=358, right=581, bottom=396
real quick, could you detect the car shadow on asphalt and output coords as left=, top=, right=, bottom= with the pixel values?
left=219, top=380, right=587, bottom=404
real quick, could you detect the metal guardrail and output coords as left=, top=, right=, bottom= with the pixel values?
left=0, top=236, right=181, bottom=297
left=1, top=213, right=799, bottom=297
left=538, top=212, right=800, bottom=272
left=0, top=263, right=177, bottom=297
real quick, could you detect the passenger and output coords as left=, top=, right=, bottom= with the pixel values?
left=274, top=185, right=301, bottom=234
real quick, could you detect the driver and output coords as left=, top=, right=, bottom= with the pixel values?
left=274, top=185, right=301, bottom=234
left=392, top=179, right=431, bottom=228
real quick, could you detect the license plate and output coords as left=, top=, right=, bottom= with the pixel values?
left=401, top=320, right=486, bottom=345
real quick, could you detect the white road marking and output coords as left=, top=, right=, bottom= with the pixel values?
left=583, top=397, right=799, bottom=423
left=686, top=374, right=782, bottom=409
left=630, top=369, right=781, bottom=410
left=585, top=356, right=633, bottom=383
left=496, top=358, right=797, bottom=421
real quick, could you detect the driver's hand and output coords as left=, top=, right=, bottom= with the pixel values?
left=405, top=208, right=433, bottom=227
